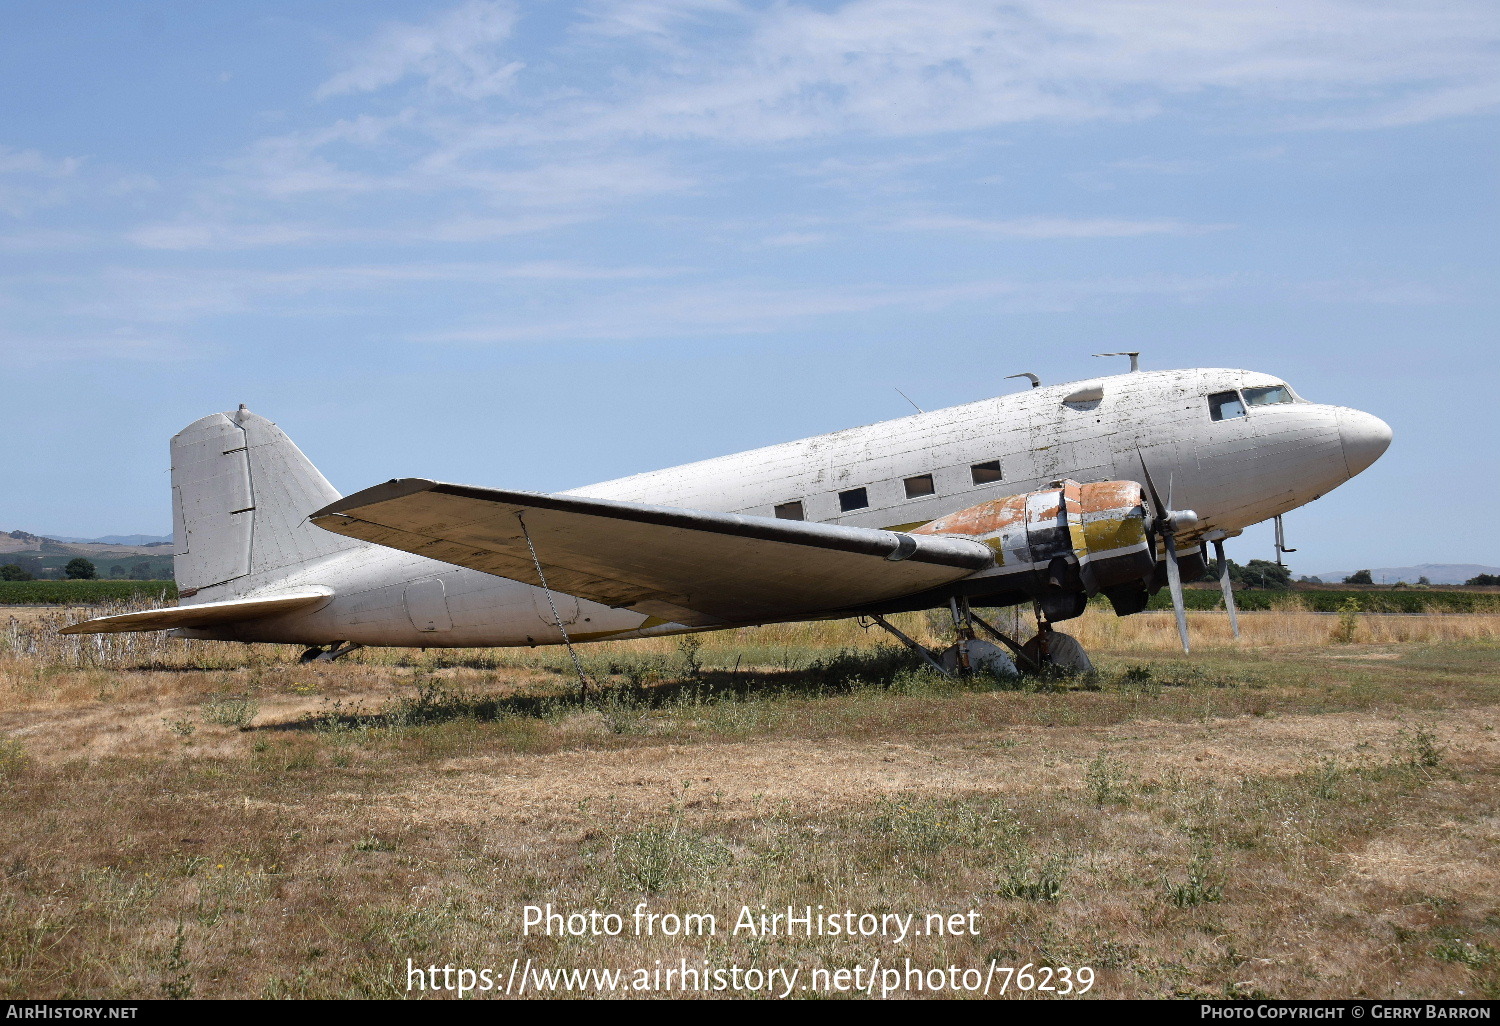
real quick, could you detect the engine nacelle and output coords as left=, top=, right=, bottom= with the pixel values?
left=911, top=479, right=1158, bottom=621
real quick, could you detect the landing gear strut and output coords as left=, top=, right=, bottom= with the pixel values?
left=937, top=597, right=1020, bottom=678
left=867, top=597, right=1094, bottom=677
left=298, top=641, right=363, bottom=663
left=867, top=614, right=950, bottom=676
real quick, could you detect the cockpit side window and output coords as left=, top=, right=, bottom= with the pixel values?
left=1243, top=384, right=1294, bottom=407
left=1208, top=390, right=1246, bottom=421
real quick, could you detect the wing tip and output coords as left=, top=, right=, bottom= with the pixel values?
left=57, top=588, right=334, bottom=635
left=312, top=478, right=442, bottom=519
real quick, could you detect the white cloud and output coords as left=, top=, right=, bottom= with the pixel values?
left=318, top=0, right=524, bottom=99
left=228, top=115, right=400, bottom=197
left=500, top=0, right=1500, bottom=145
left=894, top=215, right=1234, bottom=238
left=222, top=0, right=1500, bottom=241
left=223, top=106, right=694, bottom=207
left=128, top=221, right=322, bottom=250
left=57, top=0, right=1495, bottom=275
left=0, top=147, right=80, bottom=177
left=127, top=212, right=592, bottom=250
left=0, top=229, right=96, bottom=251
left=0, top=328, right=182, bottom=365
left=32, top=261, right=693, bottom=326
left=1109, top=157, right=1208, bottom=175
left=421, top=214, right=593, bottom=241
left=759, top=231, right=828, bottom=246
left=0, top=145, right=84, bottom=217
left=578, top=0, right=744, bottom=47
left=1298, top=278, right=1451, bottom=305
left=415, top=272, right=1231, bottom=343
left=1295, top=79, right=1500, bottom=130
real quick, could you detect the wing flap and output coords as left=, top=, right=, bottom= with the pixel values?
left=59, top=588, right=334, bottom=635
left=311, top=480, right=991, bottom=626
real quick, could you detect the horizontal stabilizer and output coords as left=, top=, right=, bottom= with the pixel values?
left=311, top=480, right=993, bottom=626
left=59, top=588, right=333, bottom=635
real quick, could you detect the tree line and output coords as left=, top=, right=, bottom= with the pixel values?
left=1, top=558, right=103, bottom=581
left=0, top=556, right=163, bottom=581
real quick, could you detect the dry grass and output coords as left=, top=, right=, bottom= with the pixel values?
left=1, top=600, right=1497, bottom=999
left=1069, top=603, right=1500, bottom=652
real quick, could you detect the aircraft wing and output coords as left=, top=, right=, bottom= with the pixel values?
left=60, top=588, right=334, bottom=634
left=311, top=480, right=992, bottom=626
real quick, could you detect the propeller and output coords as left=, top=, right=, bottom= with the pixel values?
left=1137, top=453, right=1198, bottom=653
left=1212, top=538, right=1241, bottom=638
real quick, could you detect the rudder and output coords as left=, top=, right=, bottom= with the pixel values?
left=171, top=407, right=363, bottom=598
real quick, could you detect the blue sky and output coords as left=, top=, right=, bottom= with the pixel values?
left=2, top=0, right=1496, bottom=575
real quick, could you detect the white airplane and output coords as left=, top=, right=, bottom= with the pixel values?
left=62, top=361, right=1391, bottom=671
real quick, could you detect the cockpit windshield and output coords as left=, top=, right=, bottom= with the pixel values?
left=1208, top=390, right=1245, bottom=421
left=1243, top=384, right=1295, bottom=407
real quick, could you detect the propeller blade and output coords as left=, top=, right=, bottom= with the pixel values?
left=1164, top=531, right=1190, bottom=653
left=1140, top=447, right=1191, bottom=652
left=1136, top=450, right=1166, bottom=521
left=1213, top=538, right=1240, bottom=638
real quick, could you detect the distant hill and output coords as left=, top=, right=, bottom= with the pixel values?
left=1, top=529, right=175, bottom=580
left=47, top=534, right=172, bottom=546
left=3, top=530, right=170, bottom=556
left=1308, top=563, right=1500, bottom=585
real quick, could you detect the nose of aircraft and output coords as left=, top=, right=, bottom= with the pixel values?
left=1337, top=408, right=1393, bottom=477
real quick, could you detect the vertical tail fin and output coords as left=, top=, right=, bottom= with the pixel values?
left=171, top=407, right=364, bottom=597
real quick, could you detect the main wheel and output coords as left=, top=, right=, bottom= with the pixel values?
left=1018, top=631, right=1094, bottom=673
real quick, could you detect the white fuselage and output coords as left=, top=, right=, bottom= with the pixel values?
left=190, top=368, right=1389, bottom=648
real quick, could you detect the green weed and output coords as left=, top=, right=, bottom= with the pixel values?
left=1330, top=597, right=1361, bottom=644
left=997, top=852, right=1068, bottom=902
left=1395, top=725, right=1444, bottom=768
left=201, top=695, right=259, bottom=730
left=1164, top=853, right=1225, bottom=907
left=610, top=825, right=731, bottom=893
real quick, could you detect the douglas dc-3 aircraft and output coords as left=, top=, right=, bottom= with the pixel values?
left=63, top=360, right=1391, bottom=674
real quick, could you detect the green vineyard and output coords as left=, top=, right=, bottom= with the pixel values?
left=0, top=580, right=177, bottom=605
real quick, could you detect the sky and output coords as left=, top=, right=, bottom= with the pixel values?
left=1, top=0, right=1496, bottom=575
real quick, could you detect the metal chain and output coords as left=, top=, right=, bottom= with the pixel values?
left=516, top=512, right=592, bottom=699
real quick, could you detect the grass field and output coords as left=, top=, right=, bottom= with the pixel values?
left=1, top=601, right=1497, bottom=1000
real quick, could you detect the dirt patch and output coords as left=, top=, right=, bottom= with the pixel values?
left=363, top=707, right=1500, bottom=826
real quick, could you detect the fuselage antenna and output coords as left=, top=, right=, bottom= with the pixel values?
left=1005, top=373, right=1041, bottom=389
left=1093, top=352, right=1141, bottom=373
left=895, top=388, right=924, bottom=414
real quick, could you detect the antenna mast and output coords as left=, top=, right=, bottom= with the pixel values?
left=1093, top=352, right=1141, bottom=372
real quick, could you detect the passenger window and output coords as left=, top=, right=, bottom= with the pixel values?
left=838, top=488, right=869, bottom=512
left=774, top=501, right=804, bottom=521
left=1208, top=391, right=1246, bottom=421
left=1243, top=385, right=1293, bottom=407
left=903, top=474, right=935, bottom=498
left=970, top=460, right=1003, bottom=485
